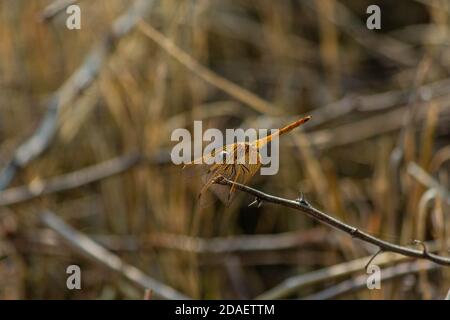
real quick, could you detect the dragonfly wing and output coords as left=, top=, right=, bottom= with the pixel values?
left=215, top=144, right=262, bottom=205
left=182, top=143, right=263, bottom=207
left=196, top=164, right=231, bottom=208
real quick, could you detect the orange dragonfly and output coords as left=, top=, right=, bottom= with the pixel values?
left=183, top=115, right=311, bottom=206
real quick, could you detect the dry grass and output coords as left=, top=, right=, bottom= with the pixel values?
left=0, top=0, right=449, bottom=299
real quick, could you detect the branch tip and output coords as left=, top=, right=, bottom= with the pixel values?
left=365, top=248, right=383, bottom=271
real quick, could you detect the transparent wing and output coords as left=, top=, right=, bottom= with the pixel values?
left=182, top=143, right=262, bottom=207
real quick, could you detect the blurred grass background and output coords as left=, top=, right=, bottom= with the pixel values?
left=0, top=0, right=449, bottom=299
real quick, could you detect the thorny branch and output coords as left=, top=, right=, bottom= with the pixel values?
left=256, top=239, right=446, bottom=299
left=217, top=177, right=450, bottom=267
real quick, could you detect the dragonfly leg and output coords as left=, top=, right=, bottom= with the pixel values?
left=228, top=167, right=241, bottom=201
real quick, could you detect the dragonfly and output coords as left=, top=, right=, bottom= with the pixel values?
left=183, top=115, right=312, bottom=206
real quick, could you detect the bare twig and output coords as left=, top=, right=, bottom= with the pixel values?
left=224, top=255, right=250, bottom=299
left=302, top=95, right=450, bottom=149
left=217, top=177, right=450, bottom=266
left=23, top=227, right=332, bottom=254
left=0, top=0, right=155, bottom=191
left=303, top=260, right=439, bottom=300
left=40, top=0, right=79, bottom=22
left=304, top=0, right=418, bottom=66
left=40, top=211, right=189, bottom=300
left=256, top=240, right=445, bottom=299
left=305, top=77, right=450, bottom=129
left=407, top=162, right=450, bottom=204
left=138, top=21, right=279, bottom=115
left=0, top=153, right=142, bottom=206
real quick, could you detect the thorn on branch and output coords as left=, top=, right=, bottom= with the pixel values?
left=296, top=192, right=310, bottom=207
left=365, top=248, right=383, bottom=272
left=413, top=240, right=430, bottom=257
left=248, top=197, right=263, bottom=208
left=212, top=176, right=450, bottom=266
